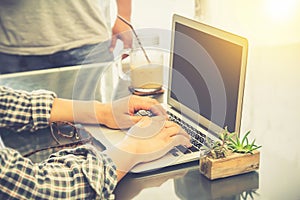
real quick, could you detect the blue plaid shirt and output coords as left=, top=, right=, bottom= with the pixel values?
left=0, top=86, right=117, bottom=199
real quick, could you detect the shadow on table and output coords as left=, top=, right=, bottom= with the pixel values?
left=114, top=161, right=259, bottom=200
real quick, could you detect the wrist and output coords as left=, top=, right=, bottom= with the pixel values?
left=95, top=102, right=107, bottom=125
left=118, top=16, right=131, bottom=23
left=104, top=144, right=138, bottom=174
left=116, top=139, right=138, bottom=155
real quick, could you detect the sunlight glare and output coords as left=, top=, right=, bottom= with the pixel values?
left=265, top=0, right=297, bottom=21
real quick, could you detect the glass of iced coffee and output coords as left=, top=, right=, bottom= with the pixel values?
left=129, top=47, right=164, bottom=94
left=117, top=33, right=164, bottom=95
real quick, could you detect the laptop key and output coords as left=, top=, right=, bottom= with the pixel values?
left=169, top=148, right=179, bottom=157
left=188, top=146, right=199, bottom=152
left=176, top=145, right=189, bottom=154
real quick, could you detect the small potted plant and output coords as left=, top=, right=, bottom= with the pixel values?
left=199, top=128, right=262, bottom=180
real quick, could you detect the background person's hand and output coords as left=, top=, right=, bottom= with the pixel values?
left=100, top=95, right=167, bottom=129
left=110, top=17, right=133, bottom=51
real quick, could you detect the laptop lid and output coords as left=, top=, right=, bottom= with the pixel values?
left=167, top=14, right=248, bottom=136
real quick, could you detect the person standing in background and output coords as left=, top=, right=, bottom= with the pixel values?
left=0, top=0, right=132, bottom=74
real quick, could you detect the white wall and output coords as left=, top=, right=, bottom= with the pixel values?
left=194, top=0, right=300, bottom=164
left=132, top=0, right=194, bottom=30
left=194, top=0, right=300, bottom=46
left=111, top=0, right=194, bottom=30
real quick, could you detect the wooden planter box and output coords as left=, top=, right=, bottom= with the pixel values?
left=199, top=150, right=260, bottom=180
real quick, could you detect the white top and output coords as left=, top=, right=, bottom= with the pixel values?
left=0, top=0, right=111, bottom=55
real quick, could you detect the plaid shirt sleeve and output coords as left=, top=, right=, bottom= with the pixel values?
left=0, top=86, right=118, bottom=199
left=0, top=86, right=56, bottom=132
left=0, top=145, right=117, bottom=199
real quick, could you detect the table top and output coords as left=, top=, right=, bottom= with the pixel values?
left=1, top=53, right=300, bottom=199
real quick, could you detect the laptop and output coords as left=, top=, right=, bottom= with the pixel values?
left=87, top=14, right=248, bottom=173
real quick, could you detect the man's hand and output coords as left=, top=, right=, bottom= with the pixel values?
left=104, top=116, right=192, bottom=180
left=50, top=95, right=166, bottom=129
left=99, top=95, right=167, bottom=129
left=118, top=117, right=191, bottom=162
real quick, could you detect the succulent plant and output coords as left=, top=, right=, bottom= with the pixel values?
left=228, top=130, right=262, bottom=154
left=204, top=128, right=261, bottom=159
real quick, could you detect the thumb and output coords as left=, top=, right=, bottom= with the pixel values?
left=129, top=115, right=143, bottom=124
left=138, top=135, right=191, bottom=163
left=171, top=135, right=192, bottom=148
left=127, top=116, right=166, bottom=138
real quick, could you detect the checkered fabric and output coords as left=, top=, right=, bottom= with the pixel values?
left=0, top=86, right=56, bottom=132
left=0, top=86, right=117, bottom=199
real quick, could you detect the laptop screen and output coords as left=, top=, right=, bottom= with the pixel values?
left=168, top=15, right=248, bottom=134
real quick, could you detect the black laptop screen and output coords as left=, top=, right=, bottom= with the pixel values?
left=170, top=22, right=243, bottom=133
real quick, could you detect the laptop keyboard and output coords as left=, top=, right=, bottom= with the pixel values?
left=167, top=111, right=206, bottom=154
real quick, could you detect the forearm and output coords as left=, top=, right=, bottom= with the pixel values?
left=49, top=98, right=109, bottom=125
left=105, top=141, right=138, bottom=181
left=116, top=0, right=132, bottom=20
left=116, top=170, right=127, bottom=181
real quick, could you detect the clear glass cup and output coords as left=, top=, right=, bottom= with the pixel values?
left=130, top=47, right=163, bottom=93
left=117, top=34, right=164, bottom=94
